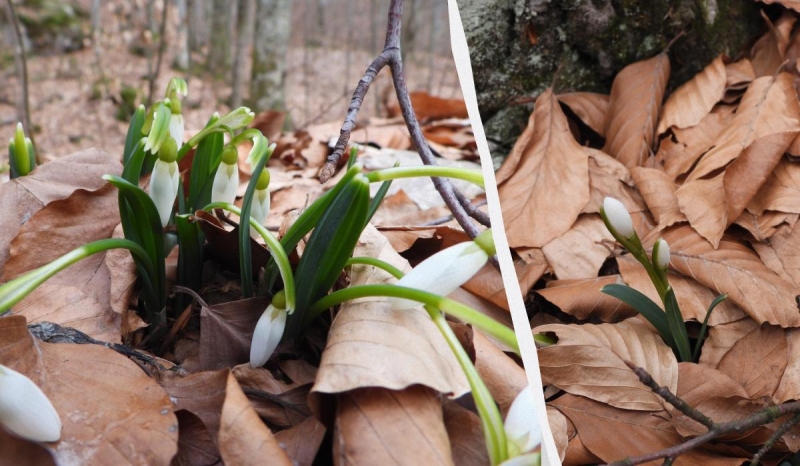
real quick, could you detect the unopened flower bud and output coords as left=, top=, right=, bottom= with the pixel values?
left=601, top=197, right=635, bottom=239
left=653, top=238, right=670, bottom=270
left=250, top=291, right=288, bottom=367
left=0, top=364, right=61, bottom=443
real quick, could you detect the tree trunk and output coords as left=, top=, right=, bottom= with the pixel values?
left=173, top=0, right=190, bottom=70
left=250, top=0, right=292, bottom=115
left=208, top=0, right=232, bottom=76
left=231, top=0, right=255, bottom=108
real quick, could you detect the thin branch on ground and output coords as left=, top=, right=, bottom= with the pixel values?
left=607, top=363, right=800, bottom=466
left=320, top=0, right=491, bottom=244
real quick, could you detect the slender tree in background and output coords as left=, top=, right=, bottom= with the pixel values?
left=173, top=0, right=190, bottom=70
left=187, top=0, right=208, bottom=54
left=230, top=0, right=255, bottom=108
left=250, top=0, right=292, bottom=117
left=208, top=0, right=232, bottom=76
left=4, top=0, right=35, bottom=158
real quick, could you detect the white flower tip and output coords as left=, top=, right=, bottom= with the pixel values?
left=504, top=386, right=542, bottom=454
left=602, top=197, right=635, bottom=239
left=654, top=238, right=670, bottom=270
left=211, top=162, right=239, bottom=205
left=0, top=365, right=61, bottom=443
left=149, top=160, right=180, bottom=227
left=249, top=305, right=286, bottom=367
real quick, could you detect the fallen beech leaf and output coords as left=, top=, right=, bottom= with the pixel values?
left=158, top=369, right=229, bottom=446
left=219, top=371, right=291, bottom=465
left=734, top=210, right=797, bottom=241
left=630, top=166, right=686, bottom=229
left=761, top=221, right=800, bottom=288
left=498, top=88, right=590, bottom=248
left=750, top=11, right=794, bottom=78
left=496, top=111, right=535, bottom=185
left=775, top=328, right=800, bottom=403
left=717, top=324, right=788, bottom=400
left=199, top=296, right=270, bottom=371
left=273, top=416, right=326, bottom=466
left=473, top=329, right=526, bottom=416
left=675, top=173, right=727, bottom=247
left=582, top=149, right=644, bottom=216
left=232, top=364, right=310, bottom=428
left=0, top=315, right=178, bottom=464
left=464, top=250, right=548, bottom=310
left=724, top=58, right=755, bottom=92
left=172, top=410, right=220, bottom=466
left=547, top=407, right=568, bottom=463
left=686, top=73, right=800, bottom=183
left=699, top=318, right=760, bottom=368
left=0, top=148, right=121, bottom=269
left=0, top=430, right=55, bottom=465
left=617, top=255, right=746, bottom=326
left=537, top=275, right=637, bottom=322
left=535, top=318, right=678, bottom=411
left=333, top=386, right=453, bottom=465
left=657, top=55, right=726, bottom=134
left=542, top=214, right=614, bottom=280
left=603, top=53, right=670, bottom=168
left=558, top=92, right=609, bottom=137
left=746, top=157, right=800, bottom=215
left=443, top=401, right=488, bottom=466
left=662, top=226, right=800, bottom=327
left=552, top=394, right=744, bottom=465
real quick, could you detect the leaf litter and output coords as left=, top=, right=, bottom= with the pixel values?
left=0, top=91, right=520, bottom=464
left=497, top=5, right=800, bottom=463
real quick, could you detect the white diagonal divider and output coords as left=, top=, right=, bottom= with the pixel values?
left=446, top=2, right=561, bottom=465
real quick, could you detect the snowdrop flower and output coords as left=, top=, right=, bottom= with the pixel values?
left=211, top=145, right=240, bottom=204
left=504, top=386, right=541, bottom=457
left=250, top=291, right=288, bottom=367
left=248, top=170, right=271, bottom=228
left=186, top=107, right=256, bottom=147
left=148, top=136, right=180, bottom=227
left=0, top=364, right=61, bottom=443
left=653, top=238, right=670, bottom=270
left=601, top=197, right=635, bottom=239
left=390, top=229, right=495, bottom=310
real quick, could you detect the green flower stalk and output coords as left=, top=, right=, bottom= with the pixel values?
left=183, top=107, right=255, bottom=153
left=365, top=165, right=485, bottom=188
left=8, top=122, right=35, bottom=178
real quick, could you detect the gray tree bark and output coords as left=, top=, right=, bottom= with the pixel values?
left=208, top=0, right=232, bottom=75
left=231, top=0, right=255, bottom=108
left=250, top=0, right=292, bottom=115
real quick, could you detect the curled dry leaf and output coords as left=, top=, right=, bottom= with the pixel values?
left=676, top=173, right=727, bottom=247
left=699, top=318, right=760, bottom=368
left=273, top=416, right=326, bottom=466
left=602, top=53, right=670, bottom=168
left=495, top=110, right=535, bottom=186
left=746, top=157, right=800, bottom=216
left=749, top=11, right=794, bottom=78
left=582, top=148, right=643, bottom=215
left=717, top=324, right=788, bottom=401
left=0, top=315, right=178, bottom=464
left=498, top=88, right=590, bottom=248
left=199, top=296, right=270, bottom=371
left=218, top=371, right=292, bottom=466
left=333, top=386, right=453, bottom=465
left=547, top=406, right=569, bottom=463
left=657, top=55, right=726, bottom=135
left=537, top=275, right=637, bottom=323
left=443, top=401, right=488, bottom=466
left=630, top=166, right=686, bottom=229
left=775, top=328, right=800, bottom=403
left=172, top=410, right=219, bottom=466
left=158, top=369, right=229, bottom=447
left=760, top=221, right=800, bottom=288
left=535, top=318, right=678, bottom=411
left=662, top=225, right=800, bottom=327
left=541, top=214, right=614, bottom=280
left=557, top=92, right=609, bottom=137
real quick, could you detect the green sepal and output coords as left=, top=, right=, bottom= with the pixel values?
left=288, top=173, right=370, bottom=338
left=601, top=283, right=674, bottom=349
left=124, top=105, right=146, bottom=165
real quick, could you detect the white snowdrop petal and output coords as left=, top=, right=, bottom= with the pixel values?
left=149, top=159, right=180, bottom=227
left=655, top=238, right=670, bottom=270
left=602, top=197, right=634, bottom=238
left=390, top=241, right=488, bottom=310
left=211, top=162, right=239, bottom=204
left=249, top=189, right=271, bottom=226
left=250, top=305, right=286, bottom=367
left=0, top=365, right=61, bottom=442
left=169, top=114, right=185, bottom=147
left=504, top=386, right=542, bottom=454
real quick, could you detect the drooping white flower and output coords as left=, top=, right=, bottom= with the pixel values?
left=169, top=113, right=185, bottom=149
left=148, top=136, right=180, bottom=227
left=0, top=364, right=61, bottom=443
left=250, top=303, right=287, bottom=367
left=601, top=197, right=635, bottom=239
left=211, top=145, right=240, bottom=204
left=390, top=229, right=493, bottom=310
left=504, top=386, right=541, bottom=456
left=653, top=237, right=670, bottom=270
left=249, top=188, right=271, bottom=228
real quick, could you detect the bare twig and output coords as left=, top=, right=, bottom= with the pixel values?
left=320, top=0, right=489, bottom=241
left=607, top=363, right=800, bottom=466
left=750, top=412, right=800, bottom=466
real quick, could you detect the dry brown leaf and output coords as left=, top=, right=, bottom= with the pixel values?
left=552, top=394, right=745, bottom=465
left=662, top=226, right=800, bottom=327
left=699, top=318, right=760, bottom=368
left=775, top=328, right=800, bottom=403
left=172, top=410, right=220, bottom=466
left=199, top=296, right=270, bottom=371
left=218, top=371, right=292, bottom=465
left=0, top=315, right=178, bottom=464
left=603, top=53, right=670, bottom=168
left=617, top=255, right=746, bottom=326
left=547, top=406, right=568, bottom=463
left=675, top=173, right=728, bottom=247
left=735, top=210, right=797, bottom=241
left=0, top=148, right=121, bottom=270
left=725, top=58, right=755, bottom=92
left=388, top=91, right=468, bottom=121
left=630, top=166, right=686, bottom=229
left=686, top=73, right=800, bottom=182
left=582, top=148, right=644, bottom=216
left=443, top=401, right=488, bottom=466
left=495, top=110, right=535, bottom=186
left=232, top=364, right=310, bottom=428
left=557, top=92, right=609, bottom=137
left=657, top=55, right=726, bottom=134
left=273, top=416, right=326, bottom=466
left=333, top=386, right=453, bottom=465
left=747, top=157, right=800, bottom=215
left=158, top=369, right=229, bottom=447
left=717, top=324, right=788, bottom=400
left=498, top=88, right=590, bottom=248
left=535, top=318, right=678, bottom=411
left=537, top=275, right=637, bottom=322
left=472, top=329, right=526, bottom=416
left=750, top=11, right=794, bottom=78
left=762, top=220, right=800, bottom=290
left=0, top=430, right=56, bottom=465
left=541, top=214, right=613, bottom=280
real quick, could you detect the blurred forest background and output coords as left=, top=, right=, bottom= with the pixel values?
left=0, top=0, right=461, bottom=163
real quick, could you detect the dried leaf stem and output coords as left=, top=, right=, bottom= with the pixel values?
left=608, top=362, right=800, bottom=466
left=320, top=0, right=490, bottom=241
